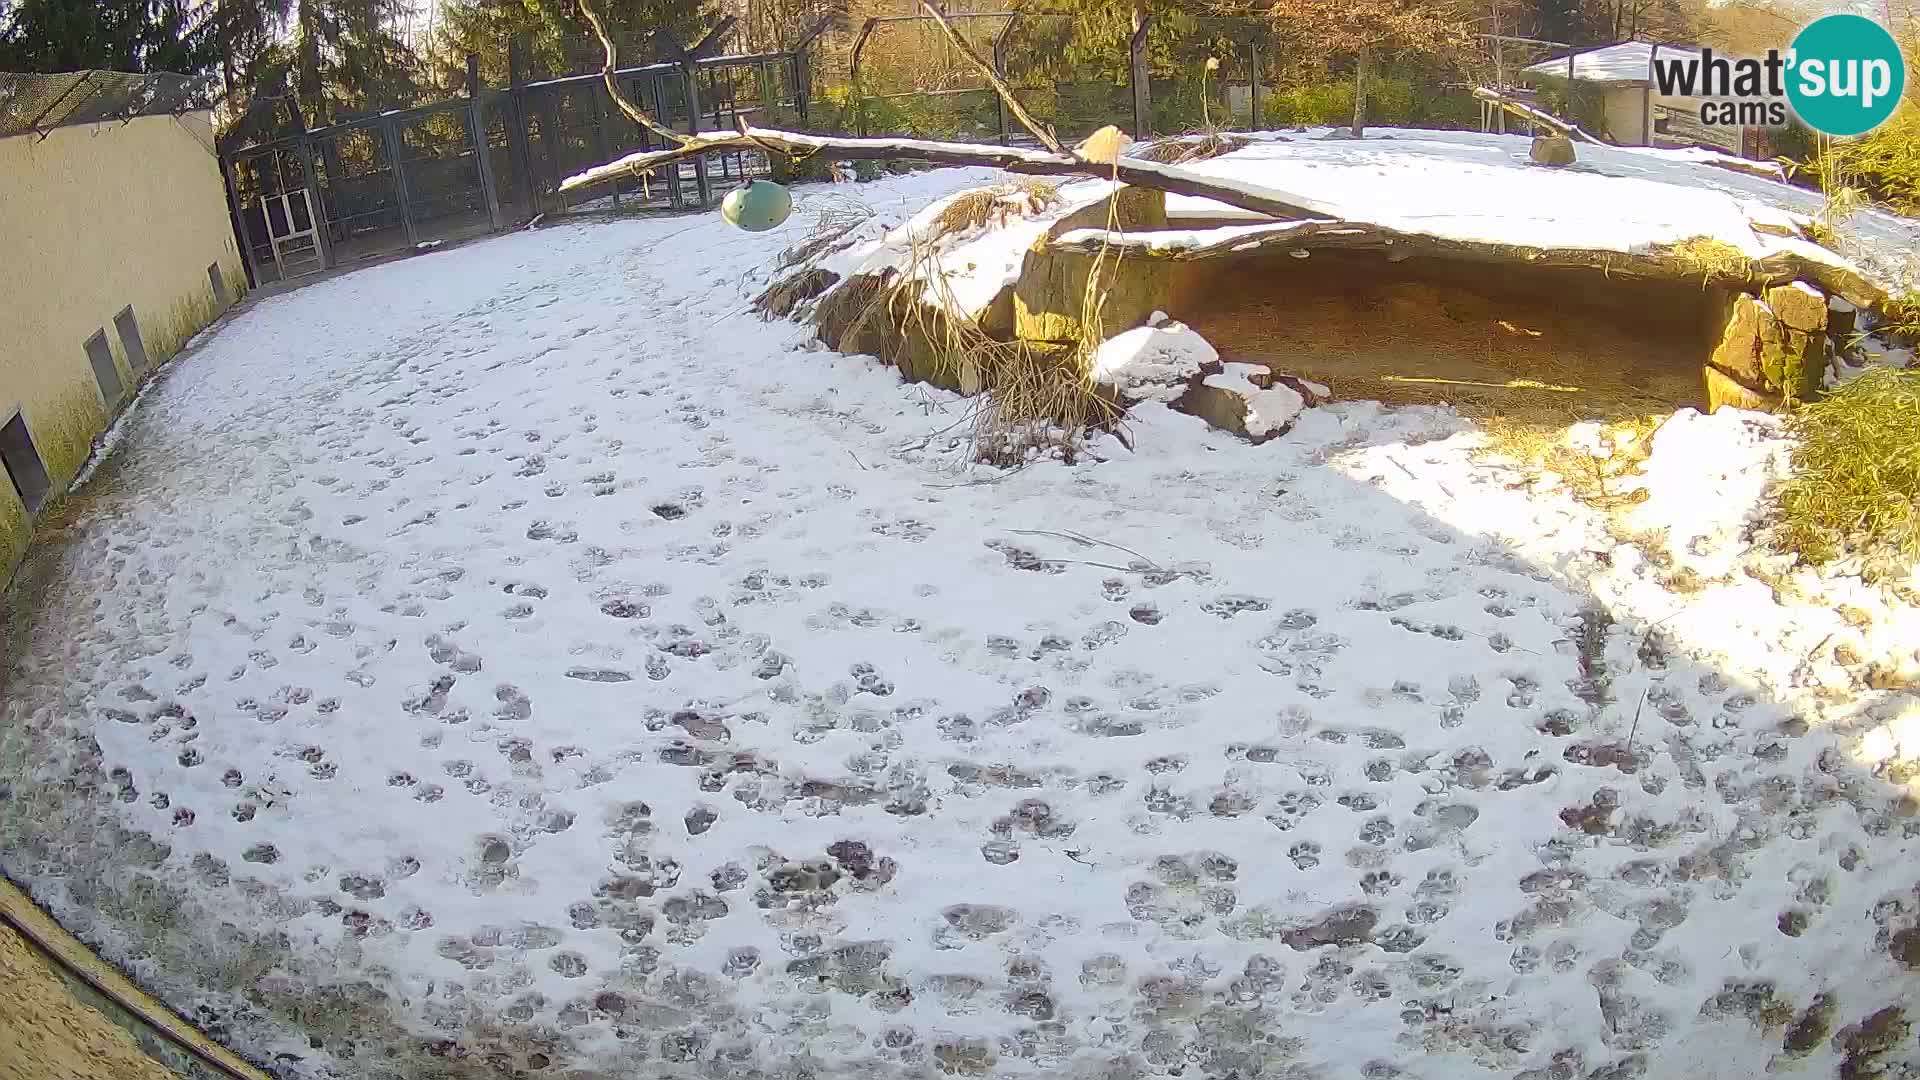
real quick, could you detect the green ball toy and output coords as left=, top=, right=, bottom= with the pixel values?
left=721, top=179, right=793, bottom=232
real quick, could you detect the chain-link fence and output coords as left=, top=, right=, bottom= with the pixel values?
left=0, top=70, right=217, bottom=139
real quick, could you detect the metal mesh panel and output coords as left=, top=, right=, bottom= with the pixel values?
left=0, top=70, right=216, bottom=138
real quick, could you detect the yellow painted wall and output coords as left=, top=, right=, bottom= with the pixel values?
left=0, top=110, right=244, bottom=580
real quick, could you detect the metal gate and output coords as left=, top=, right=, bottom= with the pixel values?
left=262, top=190, right=324, bottom=279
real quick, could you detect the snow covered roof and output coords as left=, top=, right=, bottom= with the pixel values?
left=1522, top=41, right=1700, bottom=87
left=810, top=129, right=1915, bottom=323
left=1147, top=128, right=1914, bottom=297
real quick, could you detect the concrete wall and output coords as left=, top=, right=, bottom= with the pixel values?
left=1601, top=87, right=1651, bottom=145
left=4, top=877, right=261, bottom=1080
left=0, top=110, right=244, bottom=580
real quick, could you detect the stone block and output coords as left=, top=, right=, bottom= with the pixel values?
left=1530, top=135, right=1576, bottom=166
left=1015, top=246, right=1169, bottom=345
left=1705, top=365, right=1780, bottom=414
left=1766, top=281, right=1828, bottom=332
left=1760, top=326, right=1826, bottom=403
left=1709, top=294, right=1772, bottom=387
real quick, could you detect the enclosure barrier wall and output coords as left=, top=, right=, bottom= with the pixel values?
left=0, top=109, right=245, bottom=580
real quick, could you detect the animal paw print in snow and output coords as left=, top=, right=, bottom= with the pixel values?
left=849, top=662, right=893, bottom=697
left=1202, top=595, right=1271, bottom=619
left=1360, top=870, right=1401, bottom=896
left=1266, top=790, right=1323, bottom=832
left=1358, top=817, right=1395, bottom=846
left=1505, top=674, right=1540, bottom=708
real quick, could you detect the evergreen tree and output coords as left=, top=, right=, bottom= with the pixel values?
left=215, top=0, right=422, bottom=141
left=0, top=0, right=222, bottom=75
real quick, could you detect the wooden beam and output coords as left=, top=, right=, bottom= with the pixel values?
left=1048, top=223, right=1890, bottom=312
left=1471, top=86, right=1604, bottom=144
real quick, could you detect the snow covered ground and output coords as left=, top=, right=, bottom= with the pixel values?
left=4, top=160, right=1920, bottom=1080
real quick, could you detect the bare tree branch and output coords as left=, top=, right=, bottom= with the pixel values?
left=558, top=123, right=1346, bottom=220
left=915, top=0, right=1070, bottom=157
left=578, top=0, right=688, bottom=147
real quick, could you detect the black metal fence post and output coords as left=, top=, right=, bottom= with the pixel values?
left=293, top=134, right=333, bottom=268
left=380, top=115, right=418, bottom=245
left=1249, top=39, right=1264, bottom=128
left=589, top=87, right=617, bottom=209
left=506, top=37, right=537, bottom=216
left=469, top=53, right=504, bottom=228
left=221, top=152, right=261, bottom=290
left=657, top=74, right=684, bottom=210
left=793, top=52, right=809, bottom=124
left=993, top=28, right=1012, bottom=144
left=540, top=90, right=566, bottom=204
left=1130, top=15, right=1153, bottom=137
left=684, top=64, right=709, bottom=205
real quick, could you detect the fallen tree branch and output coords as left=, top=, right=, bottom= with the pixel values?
left=579, top=0, right=688, bottom=147
left=559, top=124, right=1343, bottom=220
left=916, top=0, right=1067, bottom=158
left=1473, top=87, right=1605, bottom=145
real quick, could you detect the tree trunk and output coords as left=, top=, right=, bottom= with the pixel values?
left=1350, top=43, right=1368, bottom=138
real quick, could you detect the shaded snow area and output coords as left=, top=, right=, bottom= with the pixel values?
left=1158, top=128, right=1920, bottom=293
left=6, top=167, right=1920, bottom=1080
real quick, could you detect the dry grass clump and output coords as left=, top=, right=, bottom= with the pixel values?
left=1658, top=236, right=1755, bottom=286
left=1771, top=366, right=1920, bottom=571
left=805, top=182, right=1124, bottom=463
left=754, top=268, right=841, bottom=320
left=777, top=197, right=876, bottom=272
left=817, top=268, right=1118, bottom=462
left=1131, top=131, right=1249, bottom=165
left=924, top=179, right=1062, bottom=241
left=1479, top=414, right=1661, bottom=510
left=1878, top=292, right=1920, bottom=345
left=890, top=214, right=1119, bottom=460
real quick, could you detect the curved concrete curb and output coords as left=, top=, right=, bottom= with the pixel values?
left=0, top=876, right=276, bottom=1080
